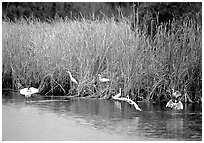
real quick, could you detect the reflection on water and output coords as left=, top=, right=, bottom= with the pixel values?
left=2, top=92, right=202, bottom=141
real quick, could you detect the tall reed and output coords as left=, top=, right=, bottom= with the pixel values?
left=2, top=16, right=201, bottom=102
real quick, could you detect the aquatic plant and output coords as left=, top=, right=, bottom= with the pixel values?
left=2, top=15, right=201, bottom=103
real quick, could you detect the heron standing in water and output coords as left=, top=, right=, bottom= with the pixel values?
left=166, top=88, right=183, bottom=110
left=17, top=79, right=39, bottom=101
left=67, top=71, right=78, bottom=84
left=112, top=88, right=122, bottom=99
left=19, top=87, right=39, bottom=101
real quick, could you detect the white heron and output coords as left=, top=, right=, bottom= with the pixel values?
left=20, top=87, right=39, bottom=100
left=67, top=71, right=78, bottom=84
left=166, top=88, right=183, bottom=110
left=112, top=88, right=122, bottom=99
left=112, top=88, right=142, bottom=111
left=98, top=74, right=110, bottom=82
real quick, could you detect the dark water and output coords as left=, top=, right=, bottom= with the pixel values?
left=2, top=92, right=202, bottom=141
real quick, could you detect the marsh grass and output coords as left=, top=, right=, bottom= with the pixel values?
left=2, top=16, right=202, bottom=102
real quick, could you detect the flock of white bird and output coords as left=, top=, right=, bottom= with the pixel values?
left=19, top=71, right=183, bottom=110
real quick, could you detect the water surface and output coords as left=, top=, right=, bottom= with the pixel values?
left=2, top=92, right=202, bottom=141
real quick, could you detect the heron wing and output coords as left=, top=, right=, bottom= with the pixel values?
left=166, top=100, right=173, bottom=108
left=30, top=87, right=39, bottom=94
left=176, top=101, right=183, bottom=110
left=20, top=88, right=29, bottom=95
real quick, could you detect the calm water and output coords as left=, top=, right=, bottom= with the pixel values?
left=2, top=92, right=202, bottom=141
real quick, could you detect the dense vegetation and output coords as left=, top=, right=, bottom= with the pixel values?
left=2, top=2, right=202, bottom=103
left=2, top=2, right=201, bottom=23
